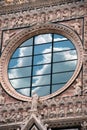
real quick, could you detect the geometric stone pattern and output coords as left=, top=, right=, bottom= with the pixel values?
left=0, top=95, right=86, bottom=127
left=30, top=125, right=38, bottom=130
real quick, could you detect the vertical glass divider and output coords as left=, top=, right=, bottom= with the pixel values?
left=30, top=37, right=35, bottom=97
left=50, top=33, right=54, bottom=94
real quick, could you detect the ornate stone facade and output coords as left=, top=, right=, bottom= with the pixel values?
left=0, top=94, right=87, bottom=129
left=0, top=23, right=83, bottom=101
left=0, top=0, right=87, bottom=130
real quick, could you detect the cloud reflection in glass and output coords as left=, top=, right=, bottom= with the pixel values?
left=8, top=34, right=77, bottom=97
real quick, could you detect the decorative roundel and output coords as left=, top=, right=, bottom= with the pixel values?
left=0, top=24, right=83, bottom=101
left=8, top=33, right=77, bottom=97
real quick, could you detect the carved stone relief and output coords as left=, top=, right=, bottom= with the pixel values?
left=0, top=94, right=86, bottom=127
left=0, top=1, right=86, bottom=129
left=0, top=2, right=86, bottom=52
left=1, top=29, right=23, bottom=51
left=73, top=78, right=82, bottom=96
left=61, top=18, right=83, bottom=39
left=84, top=16, right=87, bottom=50
left=0, top=87, right=5, bottom=104
left=81, top=121, right=87, bottom=130
left=0, top=3, right=86, bottom=31
left=0, top=23, right=83, bottom=101
left=30, top=125, right=38, bottom=130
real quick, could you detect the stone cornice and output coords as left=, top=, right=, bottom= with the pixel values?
left=0, top=0, right=85, bottom=15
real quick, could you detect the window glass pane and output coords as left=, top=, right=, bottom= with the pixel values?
left=53, top=40, right=75, bottom=51
left=54, top=34, right=67, bottom=42
left=10, top=78, right=31, bottom=89
left=32, top=75, right=50, bottom=86
left=18, top=46, right=32, bottom=57
left=53, top=50, right=77, bottom=62
left=52, top=84, right=65, bottom=93
left=53, top=60, right=77, bottom=73
left=34, top=43, right=52, bottom=55
left=12, top=48, right=20, bottom=58
left=17, top=88, right=30, bottom=96
left=8, top=67, right=31, bottom=78
left=8, top=58, right=18, bottom=68
left=33, top=53, right=51, bottom=65
left=20, top=37, right=33, bottom=47
left=52, top=72, right=74, bottom=84
left=33, top=64, right=51, bottom=76
left=9, top=57, right=32, bottom=68
left=8, top=33, right=78, bottom=97
left=35, top=34, right=52, bottom=44
left=12, top=46, right=33, bottom=58
left=31, top=86, right=50, bottom=96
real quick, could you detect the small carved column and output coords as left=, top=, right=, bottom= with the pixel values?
left=31, top=92, right=39, bottom=112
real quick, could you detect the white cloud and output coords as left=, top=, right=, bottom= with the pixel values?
left=17, top=88, right=30, bottom=96
left=64, top=50, right=77, bottom=60
left=54, top=37, right=67, bottom=42
left=35, top=34, right=52, bottom=44
left=35, top=34, right=67, bottom=44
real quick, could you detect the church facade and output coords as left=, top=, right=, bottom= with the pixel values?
left=0, top=0, right=87, bottom=130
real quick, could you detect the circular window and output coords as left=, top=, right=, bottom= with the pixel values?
left=8, top=33, right=77, bottom=97
left=0, top=24, right=83, bottom=101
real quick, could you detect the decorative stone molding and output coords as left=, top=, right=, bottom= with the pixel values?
left=0, top=0, right=86, bottom=52
left=0, top=23, right=83, bottom=101
left=0, top=95, right=87, bottom=129
left=21, top=113, right=48, bottom=130
left=0, top=0, right=85, bottom=15
left=0, top=2, right=86, bottom=30
left=73, top=78, right=82, bottom=96
left=1, top=29, right=23, bottom=51
left=0, top=0, right=86, bottom=130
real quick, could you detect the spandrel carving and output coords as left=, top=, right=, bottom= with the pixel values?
left=73, top=78, right=82, bottom=96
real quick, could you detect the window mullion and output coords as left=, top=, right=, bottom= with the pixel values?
left=50, top=33, right=54, bottom=94
left=30, top=37, right=35, bottom=97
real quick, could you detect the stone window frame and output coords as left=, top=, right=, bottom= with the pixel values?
left=0, top=23, right=83, bottom=101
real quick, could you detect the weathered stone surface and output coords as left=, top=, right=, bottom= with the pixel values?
left=0, top=0, right=87, bottom=129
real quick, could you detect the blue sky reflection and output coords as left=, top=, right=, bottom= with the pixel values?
left=8, top=34, right=77, bottom=97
